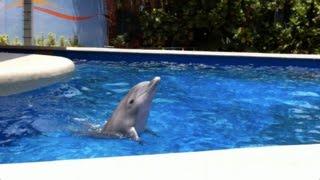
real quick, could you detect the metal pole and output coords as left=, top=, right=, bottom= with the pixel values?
left=104, top=0, right=110, bottom=47
left=104, top=0, right=107, bottom=46
left=23, top=0, right=32, bottom=46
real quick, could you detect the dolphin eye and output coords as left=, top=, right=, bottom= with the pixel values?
left=129, top=99, right=135, bottom=104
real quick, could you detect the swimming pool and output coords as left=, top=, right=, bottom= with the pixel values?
left=0, top=49, right=320, bottom=164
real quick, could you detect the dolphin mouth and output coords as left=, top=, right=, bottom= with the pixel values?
left=135, top=77, right=161, bottom=98
left=149, top=76, right=161, bottom=87
left=144, top=76, right=160, bottom=95
left=148, top=77, right=161, bottom=92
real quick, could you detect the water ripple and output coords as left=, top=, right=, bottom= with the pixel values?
left=0, top=61, right=320, bottom=163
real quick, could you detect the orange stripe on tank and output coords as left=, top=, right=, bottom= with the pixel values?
left=33, top=6, right=96, bottom=21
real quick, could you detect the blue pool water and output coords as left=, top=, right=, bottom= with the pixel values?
left=1, top=60, right=320, bottom=163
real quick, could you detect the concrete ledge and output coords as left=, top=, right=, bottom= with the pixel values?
left=1, top=45, right=320, bottom=60
left=1, top=46, right=320, bottom=68
left=0, top=144, right=319, bottom=180
left=66, top=47, right=320, bottom=60
left=0, top=53, right=75, bottom=96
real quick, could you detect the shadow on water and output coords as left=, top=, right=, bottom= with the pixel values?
left=0, top=86, right=101, bottom=147
left=260, top=103, right=320, bottom=146
left=0, top=99, right=41, bottom=146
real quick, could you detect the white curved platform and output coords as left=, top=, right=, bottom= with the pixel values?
left=0, top=144, right=319, bottom=180
left=0, top=53, right=75, bottom=96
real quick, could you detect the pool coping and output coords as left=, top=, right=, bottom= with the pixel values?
left=67, top=47, right=320, bottom=60
left=1, top=46, right=320, bottom=68
left=0, top=45, right=320, bottom=60
left=0, top=144, right=319, bottom=180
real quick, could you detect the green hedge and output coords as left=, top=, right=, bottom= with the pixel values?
left=0, top=33, right=79, bottom=47
left=0, top=34, right=22, bottom=46
left=138, top=0, right=320, bottom=53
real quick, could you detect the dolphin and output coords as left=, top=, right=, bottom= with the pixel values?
left=97, top=76, right=161, bottom=141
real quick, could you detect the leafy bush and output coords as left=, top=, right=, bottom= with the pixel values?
left=137, top=0, right=320, bottom=53
left=59, top=36, right=68, bottom=47
left=0, top=34, right=9, bottom=45
left=35, top=33, right=45, bottom=46
left=0, top=35, right=22, bottom=46
left=31, top=33, right=79, bottom=47
left=45, top=32, right=56, bottom=47
left=12, top=37, right=22, bottom=46
left=110, top=33, right=128, bottom=48
left=68, top=35, right=79, bottom=47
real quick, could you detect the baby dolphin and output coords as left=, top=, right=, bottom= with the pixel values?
left=100, top=76, right=161, bottom=141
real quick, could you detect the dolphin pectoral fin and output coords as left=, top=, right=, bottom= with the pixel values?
left=128, top=127, right=140, bottom=141
left=145, top=128, right=159, bottom=137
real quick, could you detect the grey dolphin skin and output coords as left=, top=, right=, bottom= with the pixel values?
left=99, top=76, right=160, bottom=141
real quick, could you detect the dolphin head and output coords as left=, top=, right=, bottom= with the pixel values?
left=102, top=77, right=160, bottom=137
left=125, top=76, right=160, bottom=117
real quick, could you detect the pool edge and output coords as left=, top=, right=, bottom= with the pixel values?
left=1, top=45, right=320, bottom=59
left=0, top=144, right=319, bottom=180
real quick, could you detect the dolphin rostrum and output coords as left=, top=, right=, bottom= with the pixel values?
left=99, top=76, right=161, bottom=141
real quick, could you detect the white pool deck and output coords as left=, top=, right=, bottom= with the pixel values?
left=0, top=48, right=319, bottom=180
left=0, top=144, right=319, bottom=180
